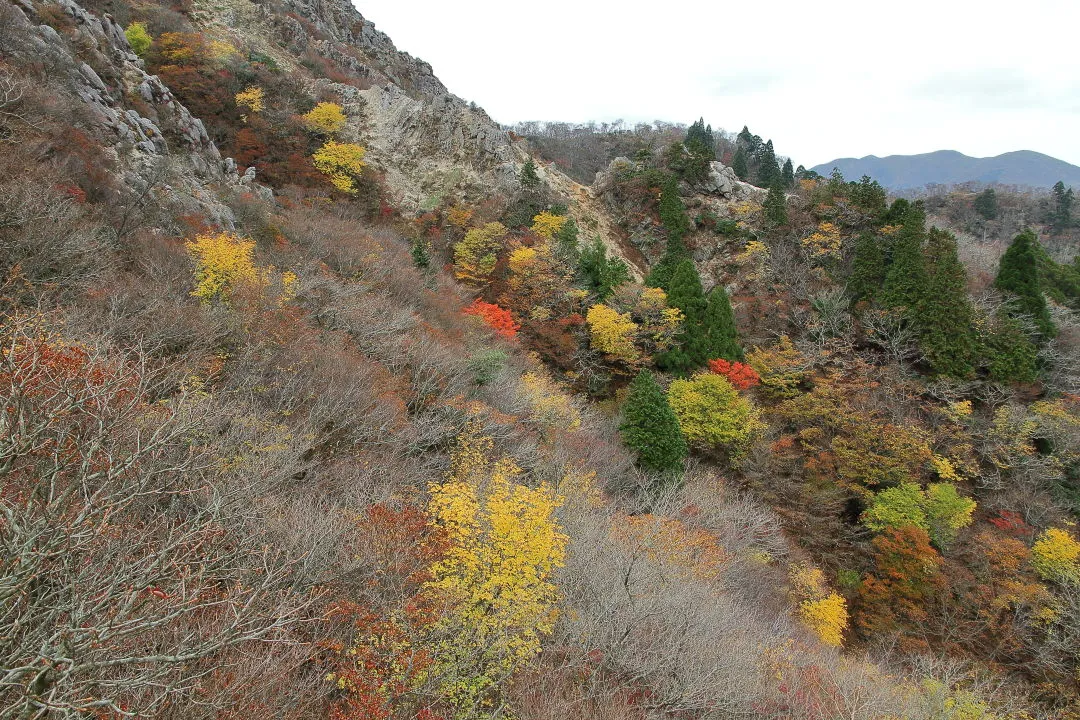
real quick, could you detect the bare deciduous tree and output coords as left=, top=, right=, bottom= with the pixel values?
left=0, top=317, right=315, bottom=718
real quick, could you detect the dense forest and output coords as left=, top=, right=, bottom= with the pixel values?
left=2, top=0, right=1080, bottom=718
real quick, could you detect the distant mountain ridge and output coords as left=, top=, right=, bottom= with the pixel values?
left=810, top=150, right=1080, bottom=190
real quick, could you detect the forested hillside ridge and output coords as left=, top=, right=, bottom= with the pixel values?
left=1, top=0, right=1079, bottom=717
left=810, top=150, right=1080, bottom=191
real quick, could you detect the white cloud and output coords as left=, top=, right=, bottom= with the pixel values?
left=353, top=0, right=1080, bottom=168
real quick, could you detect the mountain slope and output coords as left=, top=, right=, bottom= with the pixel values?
left=811, top=149, right=1080, bottom=189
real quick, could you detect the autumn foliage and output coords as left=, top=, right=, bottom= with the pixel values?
left=463, top=299, right=519, bottom=339
left=707, top=358, right=761, bottom=390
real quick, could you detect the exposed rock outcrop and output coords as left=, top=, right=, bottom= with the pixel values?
left=698, top=161, right=766, bottom=202
left=1, top=0, right=264, bottom=227
left=259, top=0, right=519, bottom=210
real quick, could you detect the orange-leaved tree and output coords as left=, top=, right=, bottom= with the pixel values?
left=463, top=299, right=519, bottom=339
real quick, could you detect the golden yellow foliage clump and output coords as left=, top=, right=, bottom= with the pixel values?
left=519, top=371, right=582, bottom=432
left=735, top=240, right=771, bottom=281
left=234, top=86, right=264, bottom=118
left=790, top=564, right=848, bottom=647
left=802, top=221, right=842, bottom=259
left=667, top=373, right=766, bottom=458
left=586, top=303, right=640, bottom=364
left=301, top=102, right=347, bottom=134
left=507, top=245, right=537, bottom=271
left=1031, top=527, right=1080, bottom=585
left=312, top=141, right=366, bottom=194
left=208, top=39, right=239, bottom=63
left=185, top=232, right=260, bottom=303
left=530, top=211, right=567, bottom=239
left=425, top=427, right=568, bottom=712
left=454, top=222, right=507, bottom=287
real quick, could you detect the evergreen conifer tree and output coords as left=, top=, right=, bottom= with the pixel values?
left=995, top=228, right=1055, bottom=339
left=1051, top=181, right=1074, bottom=231
left=848, top=232, right=885, bottom=304
left=685, top=117, right=715, bottom=159
left=781, top=158, right=795, bottom=189
left=737, top=125, right=755, bottom=149
left=578, top=237, right=631, bottom=300
left=658, top=175, right=690, bottom=243
left=882, top=198, right=910, bottom=226
left=763, top=180, right=788, bottom=226
left=656, top=259, right=707, bottom=372
left=978, top=310, right=1039, bottom=383
left=410, top=236, right=431, bottom=269
left=555, top=217, right=580, bottom=259
left=880, top=203, right=928, bottom=310
left=974, top=188, right=998, bottom=221
left=520, top=157, right=540, bottom=190
left=732, top=146, right=749, bottom=181
left=915, top=228, right=975, bottom=378
left=850, top=176, right=888, bottom=217
left=620, top=370, right=687, bottom=475
left=646, top=177, right=693, bottom=290
left=701, top=284, right=743, bottom=361
left=756, top=139, right=779, bottom=187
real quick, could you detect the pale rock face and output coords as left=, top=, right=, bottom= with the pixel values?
left=701, top=162, right=767, bottom=202
left=271, top=0, right=517, bottom=212
left=3, top=0, right=256, bottom=228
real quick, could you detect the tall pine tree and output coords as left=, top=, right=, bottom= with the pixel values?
left=646, top=176, right=692, bottom=290
left=848, top=232, right=885, bottom=305
left=520, top=157, right=540, bottom=190
left=620, top=370, right=687, bottom=475
left=880, top=203, right=928, bottom=311
left=978, top=310, right=1039, bottom=383
left=915, top=228, right=975, bottom=378
left=756, top=139, right=779, bottom=187
left=995, top=228, right=1055, bottom=339
left=656, top=259, right=707, bottom=372
left=763, top=180, right=788, bottom=226
left=732, top=146, right=749, bottom=181
left=701, top=284, right=743, bottom=361
left=974, top=188, right=997, bottom=221
left=685, top=117, right=715, bottom=159
left=781, top=158, right=795, bottom=189
left=1051, top=181, right=1074, bottom=232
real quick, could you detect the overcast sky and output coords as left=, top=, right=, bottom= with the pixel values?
left=354, top=0, right=1080, bottom=169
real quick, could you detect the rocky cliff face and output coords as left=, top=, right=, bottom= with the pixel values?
left=2, top=0, right=521, bottom=217
left=190, top=0, right=520, bottom=210
left=1, top=0, right=254, bottom=228
left=272, top=0, right=520, bottom=209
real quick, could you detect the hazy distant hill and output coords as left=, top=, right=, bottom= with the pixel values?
left=811, top=150, right=1080, bottom=190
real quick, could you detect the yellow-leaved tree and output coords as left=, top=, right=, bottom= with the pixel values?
left=667, top=372, right=766, bottom=458
left=1031, top=527, right=1080, bottom=585
left=802, top=221, right=842, bottom=260
left=518, top=370, right=582, bottom=433
left=234, top=86, right=264, bottom=119
left=312, top=141, right=366, bottom=194
left=423, top=426, right=568, bottom=717
left=185, top=232, right=260, bottom=303
left=453, top=222, right=507, bottom=287
left=586, top=303, right=640, bottom=365
left=790, top=564, right=848, bottom=647
left=530, top=211, right=567, bottom=239
left=301, top=101, right=347, bottom=134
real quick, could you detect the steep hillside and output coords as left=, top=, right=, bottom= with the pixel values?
left=3, top=0, right=1080, bottom=718
left=812, top=149, right=1080, bottom=190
